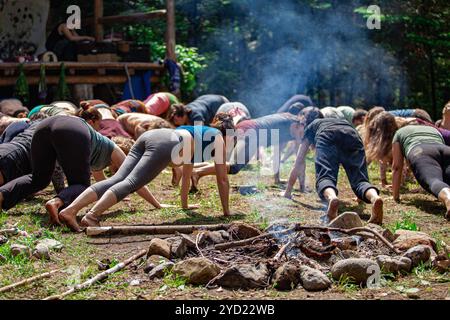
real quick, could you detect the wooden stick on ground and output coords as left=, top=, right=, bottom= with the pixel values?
left=273, top=240, right=292, bottom=262
left=86, top=224, right=230, bottom=237
left=0, top=228, right=18, bottom=236
left=214, top=227, right=296, bottom=251
left=43, top=249, right=147, bottom=300
left=0, top=270, right=61, bottom=294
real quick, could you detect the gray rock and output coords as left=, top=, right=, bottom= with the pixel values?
left=169, top=237, right=188, bottom=259
left=33, top=244, right=51, bottom=260
left=10, top=244, right=31, bottom=257
left=0, top=253, right=6, bottom=263
left=328, top=212, right=363, bottom=229
left=203, top=231, right=230, bottom=245
left=144, top=255, right=169, bottom=274
left=271, top=262, right=300, bottom=291
left=0, top=235, right=8, bottom=245
left=403, top=245, right=431, bottom=268
left=147, top=238, right=171, bottom=259
left=148, top=262, right=174, bottom=280
left=375, top=255, right=412, bottom=273
left=213, top=263, right=270, bottom=290
left=299, top=266, right=332, bottom=291
left=36, top=238, right=64, bottom=251
left=331, top=258, right=378, bottom=284
left=172, top=257, right=220, bottom=285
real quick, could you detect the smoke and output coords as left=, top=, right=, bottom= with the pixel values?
left=196, top=0, right=405, bottom=116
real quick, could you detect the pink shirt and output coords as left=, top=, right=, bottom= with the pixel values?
left=144, top=93, right=171, bottom=116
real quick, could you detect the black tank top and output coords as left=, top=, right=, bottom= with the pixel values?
left=46, top=23, right=65, bottom=51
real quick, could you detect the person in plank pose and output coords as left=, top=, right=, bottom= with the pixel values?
left=366, top=112, right=450, bottom=221
left=59, top=115, right=235, bottom=231
left=283, top=107, right=384, bottom=224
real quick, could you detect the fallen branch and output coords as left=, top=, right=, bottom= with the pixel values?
left=43, top=249, right=147, bottom=300
left=294, top=225, right=401, bottom=255
left=86, top=224, right=230, bottom=237
left=195, top=233, right=206, bottom=259
left=214, top=227, right=295, bottom=251
left=0, top=270, right=61, bottom=294
left=273, top=240, right=292, bottom=262
left=0, top=228, right=18, bottom=236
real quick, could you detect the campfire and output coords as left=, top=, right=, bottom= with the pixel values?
left=79, top=212, right=446, bottom=293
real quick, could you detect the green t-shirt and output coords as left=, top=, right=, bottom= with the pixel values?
left=166, top=93, right=179, bottom=106
left=393, top=125, right=444, bottom=157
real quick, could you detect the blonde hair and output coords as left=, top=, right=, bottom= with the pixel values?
left=112, top=136, right=135, bottom=155
left=135, top=118, right=175, bottom=139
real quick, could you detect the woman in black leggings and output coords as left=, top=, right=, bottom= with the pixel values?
left=59, top=116, right=235, bottom=232
left=0, top=116, right=162, bottom=225
left=0, top=116, right=92, bottom=224
left=366, top=112, right=450, bottom=221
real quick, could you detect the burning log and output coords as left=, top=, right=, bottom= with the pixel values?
left=86, top=224, right=230, bottom=237
left=0, top=269, right=61, bottom=294
left=43, top=249, right=147, bottom=300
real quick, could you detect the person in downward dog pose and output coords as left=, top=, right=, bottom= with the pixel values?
left=216, top=102, right=252, bottom=125
left=277, top=95, right=314, bottom=113
left=117, top=113, right=174, bottom=140
left=191, top=112, right=303, bottom=189
left=185, top=95, right=230, bottom=125
left=59, top=115, right=235, bottom=231
left=366, top=112, right=450, bottom=221
left=0, top=116, right=160, bottom=225
left=142, top=92, right=180, bottom=117
left=283, top=107, right=383, bottom=224
left=79, top=102, right=132, bottom=139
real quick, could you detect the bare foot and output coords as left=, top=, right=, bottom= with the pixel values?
left=80, top=213, right=101, bottom=228
left=327, top=198, right=339, bottom=220
left=171, top=167, right=182, bottom=187
left=368, top=197, right=384, bottom=225
left=45, top=199, right=63, bottom=226
left=191, top=171, right=200, bottom=191
left=59, top=208, right=83, bottom=232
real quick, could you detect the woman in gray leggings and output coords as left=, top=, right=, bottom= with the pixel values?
left=59, top=118, right=232, bottom=232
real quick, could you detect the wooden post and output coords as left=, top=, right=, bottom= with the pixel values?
left=165, top=0, right=176, bottom=61
left=94, top=0, right=104, bottom=42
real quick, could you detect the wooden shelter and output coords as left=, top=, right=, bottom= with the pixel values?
left=0, top=0, right=176, bottom=90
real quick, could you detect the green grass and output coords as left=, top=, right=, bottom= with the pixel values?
left=161, top=269, right=187, bottom=290
left=334, top=274, right=359, bottom=292
left=389, top=211, right=419, bottom=233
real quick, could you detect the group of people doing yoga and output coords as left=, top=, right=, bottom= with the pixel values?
left=0, top=93, right=448, bottom=234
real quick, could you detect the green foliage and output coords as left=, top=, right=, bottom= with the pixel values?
left=55, top=63, right=71, bottom=101
left=390, top=211, right=419, bottom=233
left=14, top=64, right=30, bottom=106
left=334, top=274, right=359, bottom=292
left=162, top=269, right=187, bottom=289
left=125, top=22, right=207, bottom=98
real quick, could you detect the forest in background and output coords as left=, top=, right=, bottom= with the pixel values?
left=50, top=0, right=449, bottom=118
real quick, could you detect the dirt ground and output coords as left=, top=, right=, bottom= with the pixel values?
left=0, top=156, right=449, bottom=300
